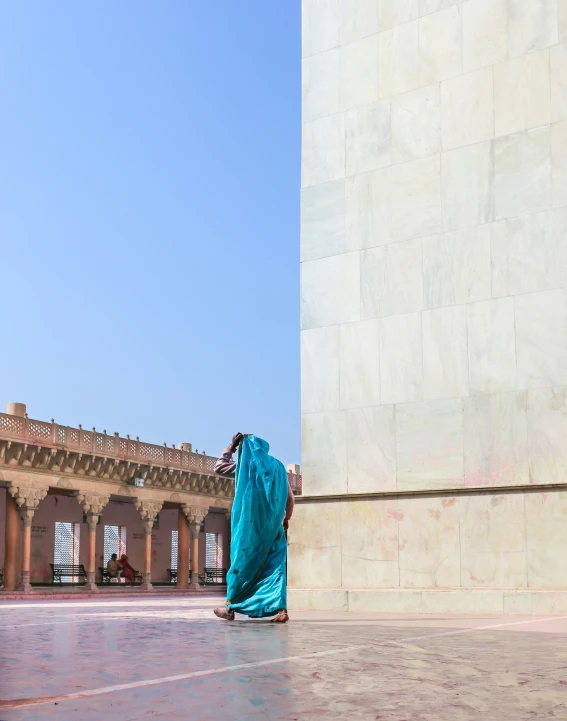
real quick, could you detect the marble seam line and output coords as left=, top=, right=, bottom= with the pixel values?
left=2, top=614, right=567, bottom=710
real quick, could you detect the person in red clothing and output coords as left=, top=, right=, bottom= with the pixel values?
left=118, top=554, right=138, bottom=585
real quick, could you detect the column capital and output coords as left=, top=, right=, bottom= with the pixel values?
left=76, top=491, right=109, bottom=529
left=134, top=498, right=163, bottom=526
left=181, top=504, right=207, bottom=526
left=7, top=483, right=48, bottom=525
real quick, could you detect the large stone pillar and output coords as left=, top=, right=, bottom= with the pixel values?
left=8, top=485, right=48, bottom=592
left=183, top=506, right=206, bottom=591
left=76, top=493, right=109, bottom=591
left=3, top=492, right=21, bottom=591
left=134, top=499, right=163, bottom=590
left=177, top=507, right=190, bottom=589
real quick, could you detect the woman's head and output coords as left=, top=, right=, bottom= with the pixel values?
left=120, top=554, right=128, bottom=562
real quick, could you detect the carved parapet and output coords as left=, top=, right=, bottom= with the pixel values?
left=7, top=484, right=48, bottom=525
left=134, top=498, right=164, bottom=534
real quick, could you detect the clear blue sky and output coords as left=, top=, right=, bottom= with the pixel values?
left=0, top=2, right=301, bottom=463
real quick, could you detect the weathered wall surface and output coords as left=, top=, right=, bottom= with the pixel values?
left=292, top=0, right=567, bottom=613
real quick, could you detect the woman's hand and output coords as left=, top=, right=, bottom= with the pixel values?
left=229, top=432, right=244, bottom=453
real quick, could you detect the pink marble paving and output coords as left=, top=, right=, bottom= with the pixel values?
left=1, top=596, right=566, bottom=719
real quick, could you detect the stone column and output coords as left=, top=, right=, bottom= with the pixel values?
left=134, top=499, right=163, bottom=590
left=3, top=491, right=21, bottom=591
left=183, top=506, right=207, bottom=591
left=76, top=493, right=109, bottom=591
left=8, top=485, right=48, bottom=592
left=177, top=507, right=190, bottom=590
left=224, top=507, right=232, bottom=570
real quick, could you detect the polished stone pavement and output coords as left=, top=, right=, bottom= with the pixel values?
left=1, top=596, right=566, bottom=720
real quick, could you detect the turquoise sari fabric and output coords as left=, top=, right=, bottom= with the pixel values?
left=226, top=436, right=288, bottom=617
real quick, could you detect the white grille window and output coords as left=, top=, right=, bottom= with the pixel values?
left=171, top=530, right=178, bottom=575
left=103, top=525, right=126, bottom=566
left=54, top=522, right=80, bottom=582
left=205, top=532, right=223, bottom=567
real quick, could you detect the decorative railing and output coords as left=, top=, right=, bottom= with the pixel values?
left=0, top=412, right=219, bottom=474
left=288, top=470, right=302, bottom=496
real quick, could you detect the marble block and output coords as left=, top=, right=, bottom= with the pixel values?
left=301, top=180, right=346, bottom=262
left=287, top=502, right=342, bottom=587
left=525, top=491, right=567, bottom=587
left=391, top=84, right=441, bottom=165
left=340, top=500, right=399, bottom=587
left=302, top=114, right=345, bottom=188
left=514, top=289, right=567, bottom=390
left=442, top=141, right=493, bottom=231
left=494, top=127, right=551, bottom=220
left=378, top=0, right=419, bottom=31
left=301, top=326, right=340, bottom=414
left=347, top=406, right=397, bottom=493
left=423, top=226, right=491, bottom=309
left=301, top=252, right=360, bottom=330
left=302, top=49, right=340, bottom=123
left=551, top=43, right=567, bottom=122
left=380, top=312, right=423, bottom=405
left=463, top=392, right=529, bottom=487
left=361, top=239, right=423, bottom=320
left=338, top=0, right=379, bottom=44
left=490, top=208, right=567, bottom=298
left=460, top=494, right=527, bottom=587
left=396, top=397, right=464, bottom=490
left=441, top=66, right=494, bottom=151
left=527, top=386, right=567, bottom=485
left=302, top=0, right=340, bottom=57
left=339, top=320, right=381, bottom=409
left=378, top=20, right=420, bottom=98
left=467, top=298, right=517, bottom=394
left=508, top=0, right=559, bottom=58
left=494, top=49, right=551, bottom=138
left=422, top=305, right=469, bottom=400
left=419, top=0, right=463, bottom=15
left=398, top=495, right=461, bottom=587
left=339, top=35, right=379, bottom=112
left=302, top=411, right=348, bottom=495
left=345, top=100, right=391, bottom=176
left=462, top=0, right=508, bottom=73
left=552, top=120, right=567, bottom=208
left=391, top=155, right=441, bottom=241
left=561, top=0, right=567, bottom=41
left=419, top=6, right=463, bottom=85
left=345, top=168, right=391, bottom=251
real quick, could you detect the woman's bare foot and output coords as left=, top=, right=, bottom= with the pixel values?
left=271, top=611, right=289, bottom=623
left=214, top=607, right=235, bottom=621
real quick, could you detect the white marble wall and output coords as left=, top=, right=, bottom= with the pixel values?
left=301, top=0, right=567, bottom=497
left=288, top=489, right=567, bottom=590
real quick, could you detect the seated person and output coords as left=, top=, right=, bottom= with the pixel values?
left=118, top=554, right=138, bottom=585
left=106, top=553, right=121, bottom=580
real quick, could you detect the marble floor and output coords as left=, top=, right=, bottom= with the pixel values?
left=1, top=596, right=566, bottom=720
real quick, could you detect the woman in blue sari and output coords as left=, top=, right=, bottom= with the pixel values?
left=214, top=433, right=294, bottom=623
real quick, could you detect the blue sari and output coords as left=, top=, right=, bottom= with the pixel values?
left=226, top=436, right=288, bottom=617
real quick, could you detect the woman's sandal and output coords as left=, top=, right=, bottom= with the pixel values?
left=214, top=607, right=235, bottom=621
left=271, top=611, right=289, bottom=623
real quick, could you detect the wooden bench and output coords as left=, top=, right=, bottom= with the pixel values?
left=202, top=567, right=227, bottom=585
left=50, top=563, right=87, bottom=585
left=167, top=568, right=226, bottom=585
left=99, top=567, right=142, bottom=585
